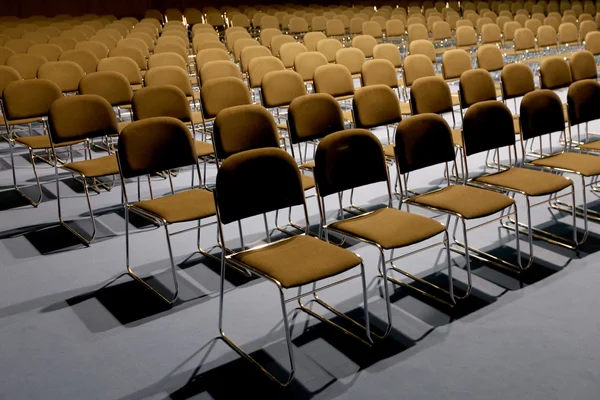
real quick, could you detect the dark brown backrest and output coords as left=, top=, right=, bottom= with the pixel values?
left=501, top=62, right=535, bottom=100
left=200, top=76, right=252, bottom=119
left=459, top=68, right=497, bottom=108
left=394, top=113, right=455, bottom=173
left=216, top=148, right=305, bottom=224
left=49, top=94, right=118, bottom=143
left=212, top=104, right=279, bottom=160
left=315, top=128, right=388, bottom=197
left=462, top=100, right=515, bottom=156
left=540, top=56, right=572, bottom=90
left=132, top=85, right=192, bottom=122
left=261, top=70, right=307, bottom=108
left=570, top=50, right=597, bottom=82
left=118, top=117, right=197, bottom=178
left=353, top=84, right=402, bottom=128
left=78, top=71, right=133, bottom=106
left=519, top=89, right=565, bottom=140
left=567, top=80, right=600, bottom=125
left=144, top=65, right=193, bottom=96
left=288, top=93, right=345, bottom=144
left=0, top=65, right=21, bottom=98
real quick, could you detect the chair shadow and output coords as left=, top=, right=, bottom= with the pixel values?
left=23, top=222, right=114, bottom=254
left=0, top=185, right=56, bottom=211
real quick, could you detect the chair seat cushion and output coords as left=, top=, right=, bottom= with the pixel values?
left=330, top=207, right=446, bottom=250
left=14, top=135, right=81, bottom=149
left=406, top=184, right=515, bottom=219
left=579, top=140, right=600, bottom=151
left=342, top=110, right=353, bottom=122
left=451, top=93, right=460, bottom=107
left=301, top=173, right=315, bottom=190
left=132, top=188, right=216, bottom=223
left=118, top=120, right=131, bottom=133
left=191, top=111, right=204, bottom=125
left=62, top=154, right=119, bottom=178
left=276, top=122, right=288, bottom=130
left=383, top=144, right=394, bottom=158
left=195, top=140, right=214, bottom=157
left=300, top=160, right=315, bottom=170
left=530, top=152, right=600, bottom=177
left=474, top=167, right=572, bottom=197
left=451, top=129, right=462, bottom=147
left=231, top=235, right=361, bottom=288
left=400, top=101, right=411, bottom=115
left=1, top=115, right=43, bottom=126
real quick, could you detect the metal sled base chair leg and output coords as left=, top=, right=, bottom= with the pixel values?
left=396, top=113, right=524, bottom=285
left=216, top=148, right=382, bottom=386
left=118, top=117, right=218, bottom=305
left=48, top=94, right=122, bottom=245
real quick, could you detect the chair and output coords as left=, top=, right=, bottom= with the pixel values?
left=195, top=48, right=230, bottom=72
left=325, top=19, right=345, bottom=41
left=477, top=44, right=504, bottom=74
left=148, top=52, right=187, bottom=70
left=260, top=28, right=283, bottom=49
left=74, top=41, right=109, bottom=60
left=540, top=56, right=572, bottom=92
left=481, top=23, right=502, bottom=45
left=118, top=117, right=216, bottom=304
left=316, top=38, right=342, bottom=63
left=568, top=80, right=600, bottom=156
left=22, top=32, right=50, bottom=45
left=395, top=113, right=519, bottom=284
left=456, top=26, right=478, bottom=51
left=109, top=47, right=147, bottom=75
left=558, top=22, right=579, bottom=50
left=215, top=146, right=368, bottom=386
left=570, top=50, right=597, bottom=82
left=5, top=39, right=34, bottom=54
left=279, top=42, right=307, bottom=68
left=3, top=79, right=72, bottom=206
left=97, top=56, right=143, bottom=90
left=58, top=49, right=98, bottom=74
left=362, top=21, right=383, bottom=41
left=90, top=35, right=117, bottom=50
left=48, top=36, right=78, bottom=51
left=442, top=48, right=473, bottom=84
left=519, top=89, right=600, bottom=238
left=261, top=69, right=307, bottom=134
left=26, top=43, right=62, bottom=62
left=352, top=35, right=377, bottom=58
left=335, top=47, right=365, bottom=79
left=200, top=77, right=252, bottom=132
left=37, top=60, right=85, bottom=94
left=47, top=94, right=120, bottom=244
left=248, top=56, right=285, bottom=89
left=270, top=35, right=296, bottom=58
left=294, top=51, right=328, bottom=83
left=407, top=23, right=428, bottom=43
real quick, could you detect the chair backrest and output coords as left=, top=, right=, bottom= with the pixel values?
left=314, top=128, right=389, bottom=197
left=75, top=41, right=109, bottom=60
left=5, top=39, right=35, bottom=54
left=477, top=44, right=504, bottom=72
left=49, top=36, right=78, bottom=51
left=409, top=39, right=436, bottom=63
left=260, top=28, right=282, bottom=48
left=580, top=21, right=596, bottom=43
left=514, top=28, right=535, bottom=51
left=403, top=54, right=435, bottom=87
left=540, top=56, right=572, bottom=90
left=58, top=49, right=98, bottom=74
left=500, top=62, right=535, bottom=100
left=325, top=19, right=345, bottom=37
left=456, top=25, right=478, bottom=47
left=90, top=35, right=117, bottom=50
left=288, top=93, right=344, bottom=144
left=148, top=52, right=187, bottom=70
left=459, top=68, right=497, bottom=109
left=567, top=79, right=600, bottom=126
left=195, top=48, right=230, bottom=71
left=353, top=84, right=401, bottom=129
left=481, top=23, right=502, bottom=44
left=442, top=49, right=472, bottom=80
left=37, top=60, right=85, bottom=93
left=27, top=43, right=62, bottom=62
left=373, top=43, right=402, bottom=68
left=304, top=31, right=326, bottom=51
left=280, top=42, right=307, bottom=68
left=316, top=38, right=342, bottom=62
left=132, top=85, right=191, bottom=122
left=335, top=47, right=365, bottom=75
left=212, top=104, right=280, bottom=161
left=144, top=65, right=193, bottom=96
left=3, top=78, right=62, bottom=120
left=261, top=70, right=306, bottom=108
left=386, top=19, right=406, bottom=37
left=559, top=22, right=578, bottom=44
left=524, top=19, right=541, bottom=36
left=48, top=94, right=118, bottom=144
left=270, top=35, right=296, bottom=57
left=352, top=34, right=377, bottom=58
left=117, top=37, right=149, bottom=58
left=537, top=25, right=557, bottom=48
left=570, top=49, right=595, bottom=83
left=0, top=46, right=16, bottom=66
left=239, top=45, right=271, bottom=74
left=294, top=51, right=328, bottom=82
left=78, top=71, right=132, bottom=106
left=520, top=89, right=565, bottom=140
left=394, top=113, right=455, bottom=174
left=313, top=64, right=354, bottom=98
left=410, top=76, right=453, bottom=114
left=0, top=65, right=21, bottom=98
left=248, top=56, right=285, bottom=88
left=462, top=100, right=515, bottom=157
left=362, top=21, right=383, bottom=38
left=199, top=60, right=242, bottom=87
left=361, top=59, right=398, bottom=88
left=6, top=53, right=47, bottom=80
left=201, top=77, right=252, bottom=119
left=408, top=23, right=428, bottom=42
left=154, top=43, right=188, bottom=60
left=118, top=117, right=197, bottom=179
left=97, top=56, right=142, bottom=85
left=216, top=148, right=306, bottom=225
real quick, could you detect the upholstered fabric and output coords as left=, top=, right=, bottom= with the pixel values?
left=288, top=93, right=344, bottom=144
left=133, top=188, right=216, bottom=224
left=353, top=84, right=401, bottom=128
left=3, top=79, right=61, bottom=120
left=14, top=135, right=80, bottom=149
left=145, top=66, right=193, bottom=96
left=132, top=86, right=192, bottom=122
left=248, top=56, right=285, bottom=88
left=475, top=167, right=572, bottom=196
left=200, top=60, right=243, bottom=87
left=231, top=235, right=361, bottom=288
left=261, top=70, right=307, bottom=108
left=6, top=53, right=47, bottom=80
left=62, top=154, right=119, bottom=178
left=331, top=207, right=446, bottom=249
left=477, top=44, right=504, bottom=73
left=530, top=152, right=600, bottom=177
left=194, top=140, right=214, bottom=158
left=361, top=59, right=398, bottom=88
left=540, top=56, right=572, bottom=90
left=313, top=64, right=354, bottom=98
left=293, top=51, right=328, bottom=82
left=459, top=69, right=497, bottom=108
left=59, top=49, right=99, bottom=74
left=407, top=184, right=515, bottom=219
left=501, top=63, right=535, bottom=99
left=567, top=79, right=600, bottom=125
left=442, top=49, right=472, bottom=80
left=410, top=76, right=453, bottom=114
left=97, top=56, right=143, bottom=85
left=78, top=71, right=133, bottom=107
left=519, top=90, right=565, bottom=140
left=462, top=101, right=515, bottom=156
left=200, top=77, right=252, bottom=119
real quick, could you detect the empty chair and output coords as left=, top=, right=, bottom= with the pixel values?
left=408, top=23, right=428, bottom=43
left=325, top=19, right=345, bottom=40
left=260, top=28, right=283, bottom=49
left=335, top=47, right=365, bottom=78
left=200, top=77, right=252, bottom=127
left=316, top=38, right=343, bottom=63
left=294, top=51, right=328, bottom=83
left=568, top=80, right=600, bottom=151
left=442, top=49, right=473, bottom=82
left=570, top=50, right=597, bottom=82
left=195, top=48, right=230, bottom=71
left=148, top=52, right=187, bottom=70
left=5, top=39, right=35, bottom=54
left=303, top=31, right=326, bottom=51
left=49, top=36, right=78, bottom=51
left=79, top=71, right=133, bottom=132
left=75, top=41, right=109, bottom=60
left=199, top=60, right=242, bottom=87
left=271, top=35, right=296, bottom=58
left=6, top=53, right=47, bottom=80
left=456, top=26, right=478, bottom=50
left=352, top=35, right=377, bottom=58
left=27, top=43, right=62, bottom=62
left=558, top=22, right=579, bottom=49
left=363, top=20, right=383, bottom=40
left=540, top=56, right=572, bottom=91
left=279, top=42, right=307, bottom=68
left=240, top=46, right=272, bottom=75
left=59, top=49, right=98, bottom=74
left=97, top=56, right=143, bottom=90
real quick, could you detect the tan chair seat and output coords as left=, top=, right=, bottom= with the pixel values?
left=397, top=78, right=404, bottom=87
left=231, top=235, right=361, bottom=288
left=300, top=160, right=315, bottom=170
left=400, top=101, right=411, bottom=114
left=474, top=167, right=572, bottom=197
left=330, top=207, right=446, bottom=250
left=342, top=110, right=353, bottom=122
left=1, top=115, right=43, bottom=126
left=191, top=111, right=204, bottom=125
left=513, top=118, right=520, bottom=134
left=383, top=143, right=394, bottom=158
left=579, top=140, right=600, bottom=151
left=530, top=152, right=600, bottom=177
left=406, top=184, right=515, bottom=219
left=301, top=174, right=315, bottom=190
left=277, top=122, right=288, bottom=130
left=451, top=93, right=460, bottom=107
left=62, top=154, right=119, bottom=178
left=451, top=129, right=462, bottom=147
left=118, top=120, right=131, bottom=133
left=131, top=84, right=144, bottom=91
left=14, top=135, right=81, bottom=150
left=195, top=140, right=214, bottom=157
left=132, top=188, right=216, bottom=224
left=192, top=91, right=201, bottom=101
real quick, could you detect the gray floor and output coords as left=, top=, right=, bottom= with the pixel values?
left=2, top=91, right=600, bottom=400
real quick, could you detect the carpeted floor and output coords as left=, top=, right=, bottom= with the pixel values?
left=1, top=85, right=600, bottom=400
